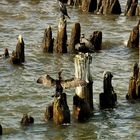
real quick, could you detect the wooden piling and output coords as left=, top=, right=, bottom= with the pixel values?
left=53, top=93, right=70, bottom=125
left=124, top=0, right=139, bottom=16
left=20, top=114, right=34, bottom=126
left=73, top=53, right=93, bottom=121
left=44, top=103, right=53, bottom=122
left=10, top=35, right=25, bottom=64
left=82, top=0, right=97, bottom=12
left=41, top=26, right=54, bottom=53
left=69, top=23, right=81, bottom=53
left=99, top=71, right=117, bottom=109
left=97, top=0, right=121, bottom=15
left=126, top=62, right=140, bottom=99
left=127, top=20, right=139, bottom=48
left=55, top=16, right=67, bottom=53
left=0, top=124, right=2, bottom=135
left=89, top=31, right=102, bottom=50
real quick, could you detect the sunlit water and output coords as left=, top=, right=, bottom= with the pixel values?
left=0, top=0, right=139, bottom=139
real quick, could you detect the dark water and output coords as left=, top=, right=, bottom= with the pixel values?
left=0, top=0, right=139, bottom=139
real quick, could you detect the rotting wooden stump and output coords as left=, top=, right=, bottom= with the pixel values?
left=53, top=93, right=70, bottom=125
left=73, top=53, right=93, bottom=121
left=89, top=31, right=102, bottom=50
left=10, top=35, right=25, bottom=64
left=127, top=20, right=139, bottom=48
left=126, top=62, right=140, bottom=99
left=41, top=25, right=54, bottom=53
left=69, top=23, right=81, bottom=53
left=44, top=102, right=53, bottom=122
left=55, top=16, right=67, bottom=53
left=100, top=71, right=117, bottom=109
left=82, top=0, right=97, bottom=12
left=97, top=0, right=121, bottom=15
left=124, top=0, right=140, bottom=16
left=20, top=114, right=34, bottom=126
left=0, top=124, right=2, bottom=135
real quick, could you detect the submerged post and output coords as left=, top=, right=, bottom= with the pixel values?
left=73, top=53, right=93, bottom=121
left=99, top=71, right=117, bottom=108
left=55, top=16, right=67, bottom=53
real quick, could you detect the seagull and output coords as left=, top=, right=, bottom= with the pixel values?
left=59, top=1, right=70, bottom=19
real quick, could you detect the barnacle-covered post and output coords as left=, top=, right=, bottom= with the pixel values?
left=99, top=71, right=117, bottom=108
left=55, top=16, right=67, bottom=53
left=69, top=23, right=81, bottom=53
left=41, top=25, right=54, bottom=53
left=73, top=53, right=93, bottom=121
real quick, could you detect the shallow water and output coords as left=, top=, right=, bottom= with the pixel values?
left=0, top=0, right=140, bottom=139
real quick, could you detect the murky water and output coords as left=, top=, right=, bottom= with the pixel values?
left=0, top=0, right=139, bottom=139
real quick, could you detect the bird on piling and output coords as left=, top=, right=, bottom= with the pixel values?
left=58, top=1, right=70, bottom=19
left=37, top=70, right=87, bottom=97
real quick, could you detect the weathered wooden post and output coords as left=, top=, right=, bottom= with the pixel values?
left=0, top=124, right=2, bottom=135
left=124, top=0, right=139, bottom=16
left=82, top=0, right=97, bottom=12
left=41, top=25, right=54, bottom=53
left=53, top=93, right=70, bottom=125
left=99, top=71, right=117, bottom=108
left=73, top=53, right=93, bottom=121
left=10, top=35, right=25, bottom=64
left=127, top=20, right=139, bottom=48
left=55, top=16, right=67, bottom=53
left=97, top=0, right=121, bottom=15
left=69, top=23, right=81, bottom=53
left=20, top=114, right=34, bottom=126
left=126, top=62, right=140, bottom=99
left=89, top=31, right=102, bottom=50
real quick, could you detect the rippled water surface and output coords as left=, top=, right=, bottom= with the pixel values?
left=0, top=0, right=139, bottom=139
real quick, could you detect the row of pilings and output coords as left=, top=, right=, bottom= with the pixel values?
left=60, top=0, right=140, bottom=16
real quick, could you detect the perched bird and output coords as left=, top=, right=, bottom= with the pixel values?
left=37, top=70, right=87, bottom=96
left=59, top=1, right=70, bottom=19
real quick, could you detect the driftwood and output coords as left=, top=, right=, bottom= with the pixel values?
left=69, top=23, right=81, bottom=53
left=124, top=0, right=140, bottom=16
left=97, top=0, right=122, bottom=15
left=10, top=35, right=25, bottom=64
left=99, top=71, right=117, bottom=108
left=55, top=16, right=67, bottom=53
left=127, top=20, right=139, bottom=48
left=73, top=53, right=93, bottom=121
left=81, top=0, right=97, bottom=12
left=126, top=62, right=140, bottom=99
left=41, top=26, right=54, bottom=53
left=20, top=114, right=34, bottom=126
